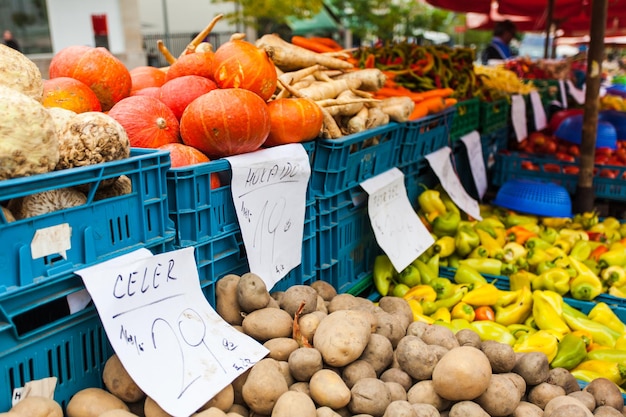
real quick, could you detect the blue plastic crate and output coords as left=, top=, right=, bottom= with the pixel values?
left=0, top=148, right=174, bottom=296
left=398, top=107, right=455, bottom=169
left=316, top=190, right=382, bottom=294
left=311, top=123, right=402, bottom=198
left=167, top=141, right=316, bottom=247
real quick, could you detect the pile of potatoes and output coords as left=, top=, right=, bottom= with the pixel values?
left=5, top=273, right=626, bottom=417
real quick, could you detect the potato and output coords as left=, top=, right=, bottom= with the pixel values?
left=377, top=296, right=413, bottom=330
left=567, top=391, right=596, bottom=411
left=288, top=347, right=323, bottom=381
left=547, top=404, right=591, bottom=417
left=310, top=280, right=337, bottom=302
left=231, top=369, right=249, bottom=406
left=289, top=382, right=310, bottom=396
left=193, top=408, right=227, bottom=417
left=480, top=340, right=516, bottom=373
left=316, top=295, right=328, bottom=313
left=380, top=368, right=413, bottom=392
left=216, top=274, right=243, bottom=325
left=546, top=367, right=581, bottom=394
left=102, top=354, right=145, bottom=403
left=373, top=310, right=405, bottom=348
left=432, top=346, right=492, bottom=401
left=593, top=406, right=625, bottom=417
left=512, top=352, right=550, bottom=386
left=298, top=310, right=327, bottom=345
left=9, top=396, right=63, bottom=417
left=327, top=293, right=361, bottom=312
left=279, top=285, right=318, bottom=317
left=313, top=310, right=372, bottom=367
left=428, top=344, right=449, bottom=362
left=527, top=382, right=566, bottom=409
left=475, top=373, right=521, bottom=416
left=241, top=358, right=288, bottom=415
left=342, top=359, right=377, bottom=389
left=407, top=380, right=451, bottom=412
left=510, top=401, right=543, bottom=417
left=66, top=387, right=130, bottom=417
left=455, top=328, right=482, bottom=348
left=405, top=321, right=428, bottom=338
left=583, top=377, right=624, bottom=411
left=359, top=333, right=394, bottom=375
left=421, top=324, right=459, bottom=351
left=500, top=372, right=526, bottom=400
left=316, top=406, right=343, bottom=417
left=99, top=411, right=139, bottom=417
left=144, top=396, right=171, bottom=417
left=544, top=396, right=593, bottom=417
left=226, top=404, right=249, bottom=417
left=277, top=360, right=295, bottom=387
left=198, top=384, right=234, bottom=412
left=263, top=337, right=300, bottom=361
left=395, top=335, right=438, bottom=381
left=237, top=272, right=270, bottom=313
left=271, top=391, right=316, bottom=417
left=309, top=369, right=351, bottom=409
left=241, top=307, right=293, bottom=341
left=382, top=400, right=417, bottom=417
left=410, top=403, right=440, bottom=417
left=348, top=378, right=391, bottom=417
left=448, top=401, right=490, bottom=417
left=385, top=381, right=407, bottom=402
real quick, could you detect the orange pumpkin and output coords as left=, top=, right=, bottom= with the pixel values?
left=42, top=77, right=102, bottom=113
left=158, top=143, right=221, bottom=188
left=130, top=66, right=167, bottom=94
left=180, top=88, right=270, bottom=158
left=160, top=75, right=217, bottom=120
left=264, top=98, right=323, bottom=147
left=108, top=95, right=180, bottom=148
left=212, top=39, right=277, bottom=101
left=49, top=45, right=132, bottom=111
left=165, top=52, right=215, bottom=81
left=130, top=86, right=162, bottom=100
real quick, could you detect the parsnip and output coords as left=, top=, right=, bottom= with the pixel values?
left=256, top=34, right=354, bottom=71
left=333, top=69, right=387, bottom=91
left=297, top=79, right=361, bottom=101
left=317, top=91, right=378, bottom=117
left=365, top=106, right=390, bottom=129
left=380, top=96, right=415, bottom=122
left=345, top=106, right=369, bottom=134
left=320, top=108, right=343, bottom=139
left=180, top=14, right=223, bottom=57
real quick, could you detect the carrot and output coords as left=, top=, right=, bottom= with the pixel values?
left=308, top=36, right=343, bottom=51
left=411, top=88, right=455, bottom=101
left=256, top=34, right=354, bottom=71
left=291, top=36, right=338, bottom=54
left=409, top=103, right=429, bottom=121
left=444, top=98, right=458, bottom=108
left=408, top=97, right=446, bottom=120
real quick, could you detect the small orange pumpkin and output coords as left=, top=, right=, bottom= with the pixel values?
left=108, top=95, right=180, bottom=148
left=49, top=45, right=131, bottom=111
left=157, top=143, right=221, bottom=188
left=130, top=86, right=162, bottom=100
left=42, top=77, right=102, bottom=113
left=130, top=66, right=167, bottom=94
left=212, top=39, right=277, bottom=101
left=165, top=51, right=215, bottom=81
left=264, top=98, right=323, bottom=147
left=180, top=88, right=270, bottom=158
left=160, top=75, right=217, bottom=120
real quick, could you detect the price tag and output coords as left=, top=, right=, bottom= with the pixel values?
left=226, top=144, right=311, bottom=289
left=559, top=79, right=569, bottom=108
left=425, top=147, right=482, bottom=220
left=511, top=94, right=528, bottom=142
left=460, top=131, right=487, bottom=200
left=566, top=80, right=586, bottom=105
left=76, top=248, right=269, bottom=417
left=31, top=223, right=71, bottom=260
left=360, top=168, right=434, bottom=272
left=530, top=91, right=547, bottom=131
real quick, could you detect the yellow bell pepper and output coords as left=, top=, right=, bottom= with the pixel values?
left=573, top=360, right=626, bottom=385
left=449, top=318, right=473, bottom=332
left=568, top=256, right=604, bottom=301
left=562, top=309, right=620, bottom=348
left=494, top=285, right=533, bottom=326
left=513, top=329, right=560, bottom=362
left=502, top=241, right=528, bottom=263
left=451, top=302, right=475, bottom=321
left=431, top=307, right=451, bottom=323
left=509, top=270, right=536, bottom=291
left=601, top=265, right=626, bottom=287
left=403, top=285, right=437, bottom=303
left=532, top=290, right=570, bottom=335
left=588, top=302, right=626, bottom=334
left=614, top=333, right=626, bottom=350
left=406, top=299, right=435, bottom=324
left=462, top=283, right=501, bottom=306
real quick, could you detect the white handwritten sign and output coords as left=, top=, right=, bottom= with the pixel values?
left=425, top=147, right=482, bottom=220
left=360, top=168, right=434, bottom=272
left=511, top=94, right=528, bottom=142
left=530, top=91, right=547, bottom=131
left=460, top=131, right=488, bottom=200
left=76, top=247, right=269, bottom=417
left=226, top=144, right=311, bottom=290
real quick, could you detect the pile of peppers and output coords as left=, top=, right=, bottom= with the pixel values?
left=352, top=42, right=476, bottom=100
left=372, top=184, right=626, bottom=392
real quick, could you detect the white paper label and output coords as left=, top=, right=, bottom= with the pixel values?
left=566, top=79, right=586, bottom=105
left=511, top=94, right=528, bottom=142
left=530, top=91, right=547, bottom=131
left=76, top=248, right=269, bottom=417
left=559, top=79, right=569, bottom=108
left=460, top=131, right=488, bottom=199
left=31, top=223, right=71, bottom=260
left=360, top=168, right=434, bottom=272
left=425, top=147, right=482, bottom=220
left=225, top=144, right=310, bottom=290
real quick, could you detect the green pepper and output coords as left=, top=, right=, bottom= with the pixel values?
left=470, top=320, right=516, bottom=345
left=550, top=333, right=587, bottom=370
left=562, top=310, right=621, bottom=348
left=432, top=210, right=461, bottom=237
left=430, top=277, right=455, bottom=300
left=454, top=264, right=488, bottom=286
left=445, top=253, right=461, bottom=269
left=538, top=226, right=559, bottom=244
left=373, top=254, right=396, bottom=296
left=525, top=236, right=553, bottom=250
left=457, top=258, right=503, bottom=276
left=412, top=258, right=436, bottom=285
left=421, top=287, right=468, bottom=315
left=586, top=349, right=626, bottom=364
left=508, top=323, right=536, bottom=339
left=398, top=264, right=421, bottom=287
left=455, top=225, right=480, bottom=257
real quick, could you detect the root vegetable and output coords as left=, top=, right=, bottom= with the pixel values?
left=0, top=85, right=59, bottom=180
left=237, top=272, right=270, bottom=313
left=180, top=14, right=223, bottom=57
left=279, top=285, right=318, bottom=317
left=455, top=328, right=482, bottom=348
left=310, top=280, right=337, bottom=302
left=380, top=368, right=413, bottom=392
left=309, top=369, right=351, bottom=409
left=0, top=43, right=44, bottom=101
left=544, top=396, right=593, bottom=417
left=395, top=336, right=438, bottom=381
left=198, top=384, right=234, bottom=412
left=241, top=358, right=288, bottom=415
left=501, top=372, right=527, bottom=400
left=277, top=65, right=322, bottom=88
left=342, top=359, right=377, bottom=389
left=358, top=333, right=393, bottom=375
left=377, top=297, right=413, bottom=331
left=373, top=310, right=405, bottom=348
left=513, top=352, right=550, bottom=386
left=365, top=106, right=390, bottom=130
left=287, top=347, right=323, bottom=382
left=345, top=106, right=369, bottom=134
left=407, top=380, right=451, bottom=411
left=66, top=387, right=130, bottom=417
left=313, top=310, right=372, bottom=367
left=297, top=79, right=362, bottom=101
left=593, top=405, right=625, bottom=417
left=431, top=346, right=492, bottom=401
left=1, top=206, right=15, bottom=223
left=94, top=175, right=132, bottom=201
left=271, top=391, right=316, bottom=417
left=8, top=188, right=87, bottom=219
left=297, top=310, right=326, bottom=345
left=409, top=403, right=440, bottom=417
left=320, top=107, right=343, bottom=139
left=406, top=321, right=429, bottom=338
left=333, top=69, right=387, bottom=91
left=241, top=307, right=293, bottom=342
left=420, top=324, right=459, bottom=351
left=548, top=404, right=591, bottom=417
left=216, top=274, right=243, bottom=326
left=379, top=96, right=415, bottom=123
left=256, top=34, right=354, bottom=71
left=480, top=340, right=516, bottom=373
left=567, top=391, right=596, bottom=411
left=9, top=396, right=63, bottom=417
left=448, top=401, right=490, bottom=417
left=349, top=378, right=391, bottom=417
left=510, top=401, right=544, bottom=417
left=527, top=382, right=566, bottom=409
left=382, top=400, right=416, bottom=417
left=385, top=382, right=408, bottom=402
left=99, top=411, right=139, bottom=417
left=583, top=377, right=623, bottom=410
left=102, top=354, right=145, bottom=403
left=263, top=337, right=299, bottom=361
left=475, top=373, right=521, bottom=416
left=316, top=406, right=342, bottom=417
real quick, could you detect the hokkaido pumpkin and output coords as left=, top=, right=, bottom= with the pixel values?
left=156, top=143, right=221, bottom=189
left=264, top=98, right=323, bottom=147
left=42, top=77, right=102, bottom=113
left=129, top=66, right=167, bottom=93
left=130, top=86, right=162, bottom=100
left=180, top=88, right=270, bottom=158
left=165, top=51, right=215, bottom=81
left=49, top=45, right=131, bottom=111
left=212, top=39, right=277, bottom=101
left=108, top=96, right=180, bottom=148
left=160, top=75, right=217, bottom=120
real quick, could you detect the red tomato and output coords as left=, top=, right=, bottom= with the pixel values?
left=555, top=152, right=576, bottom=162
left=543, top=163, right=562, bottom=173
left=474, top=306, right=495, bottom=321
left=563, top=165, right=580, bottom=175
left=599, top=169, right=618, bottom=179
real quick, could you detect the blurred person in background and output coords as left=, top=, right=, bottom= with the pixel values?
left=481, top=20, right=517, bottom=64
left=3, top=30, right=21, bottom=52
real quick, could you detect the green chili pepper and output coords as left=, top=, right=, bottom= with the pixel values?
left=457, top=258, right=503, bottom=276
left=398, top=264, right=421, bottom=287
left=412, top=258, right=436, bottom=285
left=432, top=210, right=461, bottom=237
left=454, top=264, right=488, bottom=286
left=550, top=333, right=587, bottom=370
left=455, top=225, right=481, bottom=257
left=373, top=254, right=396, bottom=296
left=430, top=277, right=455, bottom=300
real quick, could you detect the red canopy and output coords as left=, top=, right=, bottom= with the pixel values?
left=423, top=0, right=491, bottom=14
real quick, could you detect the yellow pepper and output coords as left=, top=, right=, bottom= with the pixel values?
left=588, top=302, right=626, bottom=334
left=502, top=241, right=528, bottom=263
left=418, top=188, right=447, bottom=216
left=431, top=307, right=451, bottom=323
left=509, top=270, right=536, bottom=291
left=476, top=228, right=505, bottom=259
left=470, top=320, right=516, bottom=346
left=449, top=318, right=473, bottom=332
left=462, top=283, right=501, bottom=306
left=568, top=256, right=604, bottom=301
left=608, top=285, right=626, bottom=299
left=562, top=309, right=620, bottom=348
left=508, top=324, right=536, bottom=340
left=451, top=302, right=476, bottom=321
left=403, top=285, right=437, bottom=303
left=406, top=299, right=435, bottom=324
left=513, top=329, right=560, bottom=362
left=573, top=360, right=626, bottom=385
left=532, top=290, right=570, bottom=335
left=601, top=265, right=626, bottom=287
left=614, top=333, right=626, bottom=350
left=494, top=285, right=533, bottom=326
left=434, top=235, right=456, bottom=258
